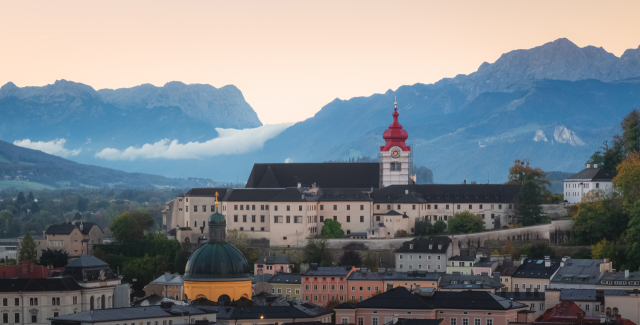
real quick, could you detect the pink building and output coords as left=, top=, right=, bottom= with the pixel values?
left=255, top=255, right=294, bottom=275
left=335, top=287, right=530, bottom=325
left=302, top=264, right=358, bottom=307
left=347, top=269, right=384, bottom=302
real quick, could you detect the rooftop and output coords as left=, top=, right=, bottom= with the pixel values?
left=370, top=184, right=520, bottom=204
left=268, top=273, right=301, bottom=284
left=513, top=259, right=561, bottom=279
left=550, top=259, right=605, bottom=285
left=256, top=256, right=293, bottom=265
left=245, top=163, right=380, bottom=189
left=439, top=273, right=504, bottom=290
left=304, top=266, right=353, bottom=276
left=0, top=277, right=82, bottom=292
left=395, top=237, right=452, bottom=254
left=565, top=167, right=614, bottom=182
left=49, top=304, right=212, bottom=322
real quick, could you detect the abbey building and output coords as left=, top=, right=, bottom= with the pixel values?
left=163, top=102, right=520, bottom=247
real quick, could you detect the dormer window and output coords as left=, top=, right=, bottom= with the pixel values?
left=438, top=245, right=442, bottom=249
left=429, top=245, right=432, bottom=249
left=410, top=244, right=414, bottom=249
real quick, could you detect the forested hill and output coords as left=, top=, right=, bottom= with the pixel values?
left=0, top=140, right=218, bottom=190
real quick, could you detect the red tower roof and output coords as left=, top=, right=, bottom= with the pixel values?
left=380, top=101, right=410, bottom=151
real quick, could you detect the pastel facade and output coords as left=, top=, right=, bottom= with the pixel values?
left=35, top=222, right=103, bottom=259
left=268, top=273, right=302, bottom=299
left=48, top=303, right=216, bottom=325
left=301, top=264, right=358, bottom=307
left=145, top=272, right=184, bottom=300
left=255, top=255, right=294, bottom=275
left=395, top=237, right=458, bottom=272
left=511, top=257, right=561, bottom=292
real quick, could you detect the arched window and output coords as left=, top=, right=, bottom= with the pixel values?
left=218, top=295, right=231, bottom=305
left=606, top=307, right=611, bottom=315
left=108, top=296, right=112, bottom=308
left=194, top=221, right=197, bottom=227
left=101, top=294, right=105, bottom=309
left=613, top=308, right=619, bottom=316
left=90, top=296, right=94, bottom=310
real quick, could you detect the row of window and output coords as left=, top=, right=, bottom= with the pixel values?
left=305, top=284, right=345, bottom=290
left=566, top=183, right=599, bottom=189
left=375, top=204, right=512, bottom=211
left=399, top=254, right=442, bottom=260
left=399, top=264, right=442, bottom=270
left=514, top=284, right=548, bottom=290
left=1, top=297, right=74, bottom=307
left=342, top=317, right=493, bottom=325
left=305, top=276, right=345, bottom=281
left=271, top=288, right=300, bottom=295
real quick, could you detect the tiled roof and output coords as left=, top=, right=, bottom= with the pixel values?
left=316, top=188, right=373, bottom=202
left=598, top=270, right=640, bottom=284
left=495, top=291, right=545, bottom=301
left=50, top=304, right=211, bottom=322
left=223, top=189, right=285, bottom=202
left=44, top=223, right=76, bottom=235
left=354, top=286, right=433, bottom=310
left=270, top=188, right=307, bottom=202
left=512, top=259, right=561, bottom=279
left=0, top=263, right=53, bottom=279
left=252, top=274, right=274, bottom=284
left=560, top=289, right=598, bottom=301
left=425, top=291, right=527, bottom=310
left=245, top=163, right=380, bottom=189
left=395, top=237, right=452, bottom=254
left=205, top=302, right=331, bottom=320
left=370, top=184, right=520, bottom=204
left=0, top=277, right=82, bottom=292
left=536, top=301, right=586, bottom=323
left=257, top=256, right=292, bottom=265
left=150, top=272, right=183, bottom=285
left=439, top=274, right=503, bottom=289
left=65, top=255, right=109, bottom=268
left=565, top=168, right=614, bottom=181
left=348, top=271, right=385, bottom=281
left=73, top=222, right=100, bottom=235
left=495, top=265, right=518, bottom=277
left=304, top=266, right=352, bottom=276
left=185, top=188, right=230, bottom=197
left=550, top=259, right=603, bottom=285
left=269, top=273, right=301, bottom=284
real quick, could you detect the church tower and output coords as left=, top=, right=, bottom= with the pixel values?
left=380, top=100, right=413, bottom=187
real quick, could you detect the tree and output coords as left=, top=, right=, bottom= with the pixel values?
left=395, top=230, right=409, bottom=237
left=15, top=192, right=26, bottom=210
left=110, top=211, right=155, bottom=243
left=321, top=219, right=344, bottom=238
left=26, top=192, right=35, bottom=202
left=505, top=159, right=553, bottom=203
left=19, top=232, right=38, bottom=263
left=624, top=204, right=640, bottom=271
left=339, top=250, right=362, bottom=267
left=448, top=211, right=484, bottom=234
left=122, top=254, right=169, bottom=285
left=613, top=152, right=640, bottom=206
left=173, top=249, right=190, bottom=275
left=226, top=229, right=249, bottom=255
left=39, top=248, right=69, bottom=267
left=622, top=109, right=640, bottom=155
left=571, top=190, right=626, bottom=245
left=414, top=166, right=434, bottom=184
left=591, top=239, right=625, bottom=269
left=77, top=197, right=89, bottom=213
left=515, top=180, right=545, bottom=226
left=303, top=239, right=331, bottom=266
left=520, top=243, right=555, bottom=259
left=433, top=220, right=447, bottom=235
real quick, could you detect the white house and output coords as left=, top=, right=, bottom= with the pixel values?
left=563, top=164, right=614, bottom=205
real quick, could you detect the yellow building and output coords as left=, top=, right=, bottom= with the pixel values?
left=183, top=198, right=252, bottom=303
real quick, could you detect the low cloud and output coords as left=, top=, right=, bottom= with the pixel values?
left=13, top=138, right=81, bottom=157
left=95, top=124, right=292, bottom=161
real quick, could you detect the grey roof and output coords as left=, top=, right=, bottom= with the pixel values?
left=44, top=222, right=76, bottom=235
left=223, top=189, right=285, bottom=202
left=551, top=259, right=604, bottom=285
left=512, top=259, right=560, bottom=279
left=245, top=163, right=381, bottom=189
left=65, top=255, right=109, bottom=268
left=49, top=304, right=212, bottom=322
left=269, top=273, right=301, bottom=284
left=383, top=271, right=444, bottom=281
left=395, top=319, right=445, bottom=325
left=565, top=167, right=614, bottom=181
left=439, top=274, right=504, bottom=289
left=256, top=256, right=293, bottom=265
left=252, top=274, right=274, bottom=284
left=559, top=289, right=598, bottom=301
left=203, top=301, right=331, bottom=320
left=449, top=255, right=477, bottom=261
left=304, top=266, right=352, bottom=276
left=370, top=184, right=520, bottom=204
left=316, top=188, right=373, bottom=202
left=495, top=291, right=545, bottom=301
left=598, top=270, right=640, bottom=284
left=150, top=272, right=183, bottom=285
left=495, top=265, right=519, bottom=277
left=348, top=271, right=386, bottom=281
left=395, top=237, right=452, bottom=254
left=0, top=277, right=82, bottom=292
left=0, top=241, right=18, bottom=246
left=185, top=188, right=230, bottom=197
left=603, top=290, right=630, bottom=296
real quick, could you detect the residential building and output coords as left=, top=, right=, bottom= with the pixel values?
left=334, top=286, right=530, bottom=325
left=301, top=264, right=358, bottom=306
left=144, top=272, right=184, bottom=300
left=447, top=256, right=479, bottom=275
left=511, top=256, right=561, bottom=292
left=48, top=302, right=216, bottom=325
left=438, top=272, right=504, bottom=292
left=255, top=255, right=294, bottom=275
left=251, top=273, right=274, bottom=296
left=395, top=237, right=458, bottom=272
left=494, top=265, right=518, bottom=292
left=597, top=270, right=640, bottom=290
left=564, top=165, right=614, bottom=205
left=0, top=241, right=18, bottom=261
left=550, top=258, right=612, bottom=289
left=60, top=255, right=130, bottom=309
left=382, top=269, right=443, bottom=291
left=0, top=277, right=83, bottom=325
left=474, top=259, right=499, bottom=276
left=268, top=273, right=301, bottom=299
left=36, top=222, right=103, bottom=259
left=545, top=288, right=640, bottom=325
left=536, top=300, right=637, bottom=325
left=495, top=291, right=546, bottom=318
left=347, top=269, right=384, bottom=302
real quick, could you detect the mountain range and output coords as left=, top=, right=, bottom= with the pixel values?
left=2, top=38, right=640, bottom=187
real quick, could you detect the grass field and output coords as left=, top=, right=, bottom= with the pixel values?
left=0, top=180, right=57, bottom=190
left=55, top=181, right=100, bottom=189
left=0, top=154, right=10, bottom=164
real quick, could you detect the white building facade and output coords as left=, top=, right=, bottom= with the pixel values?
left=563, top=164, right=614, bottom=205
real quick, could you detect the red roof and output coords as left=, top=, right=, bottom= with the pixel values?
left=537, top=301, right=637, bottom=325
left=0, top=262, right=54, bottom=279
left=380, top=103, right=410, bottom=151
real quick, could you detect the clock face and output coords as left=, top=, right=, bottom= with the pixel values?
left=391, top=149, right=401, bottom=158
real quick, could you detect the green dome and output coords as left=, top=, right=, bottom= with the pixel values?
left=182, top=242, right=251, bottom=280
left=208, top=211, right=226, bottom=225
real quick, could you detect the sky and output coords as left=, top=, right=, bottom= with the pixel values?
left=1, top=1, right=640, bottom=125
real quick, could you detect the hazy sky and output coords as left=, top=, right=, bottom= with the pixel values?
left=1, top=1, right=639, bottom=125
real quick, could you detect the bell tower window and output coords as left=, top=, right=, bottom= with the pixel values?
left=390, top=162, right=402, bottom=171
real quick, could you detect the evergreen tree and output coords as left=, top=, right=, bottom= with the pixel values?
left=19, top=232, right=38, bottom=263
left=26, top=192, right=35, bottom=202
left=16, top=192, right=26, bottom=210
left=321, top=219, right=344, bottom=238
left=515, top=180, right=545, bottom=226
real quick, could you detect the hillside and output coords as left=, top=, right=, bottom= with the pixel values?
left=0, top=140, right=218, bottom=190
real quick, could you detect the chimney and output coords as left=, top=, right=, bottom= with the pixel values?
left=361, top=268, right=368, bottom=274
left=297, top=182, right=301, bottom=188
left=20, top=260, right=29, bottom=276
left=586, top=164, right=591, bottom=168
left=594, top=164, right=598, bottom=168
left=493, top=272, right=500, bottom=283
left=464, top=180, right=467, bottom=185
left=378, top=268, right=386, bottom=274
left=545, top=256, right=551, bottom=268
left=613, top=269, right=617, bottom=275
left=79, top=222, right=83, bottom=231
left=625, top=270, right=630, bottom=279
left=521, top=255, right=528, bottom=264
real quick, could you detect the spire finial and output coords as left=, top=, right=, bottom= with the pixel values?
left=394, top=96, right=397, bottom=112
left=215, top=191, right=219, bottom=209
